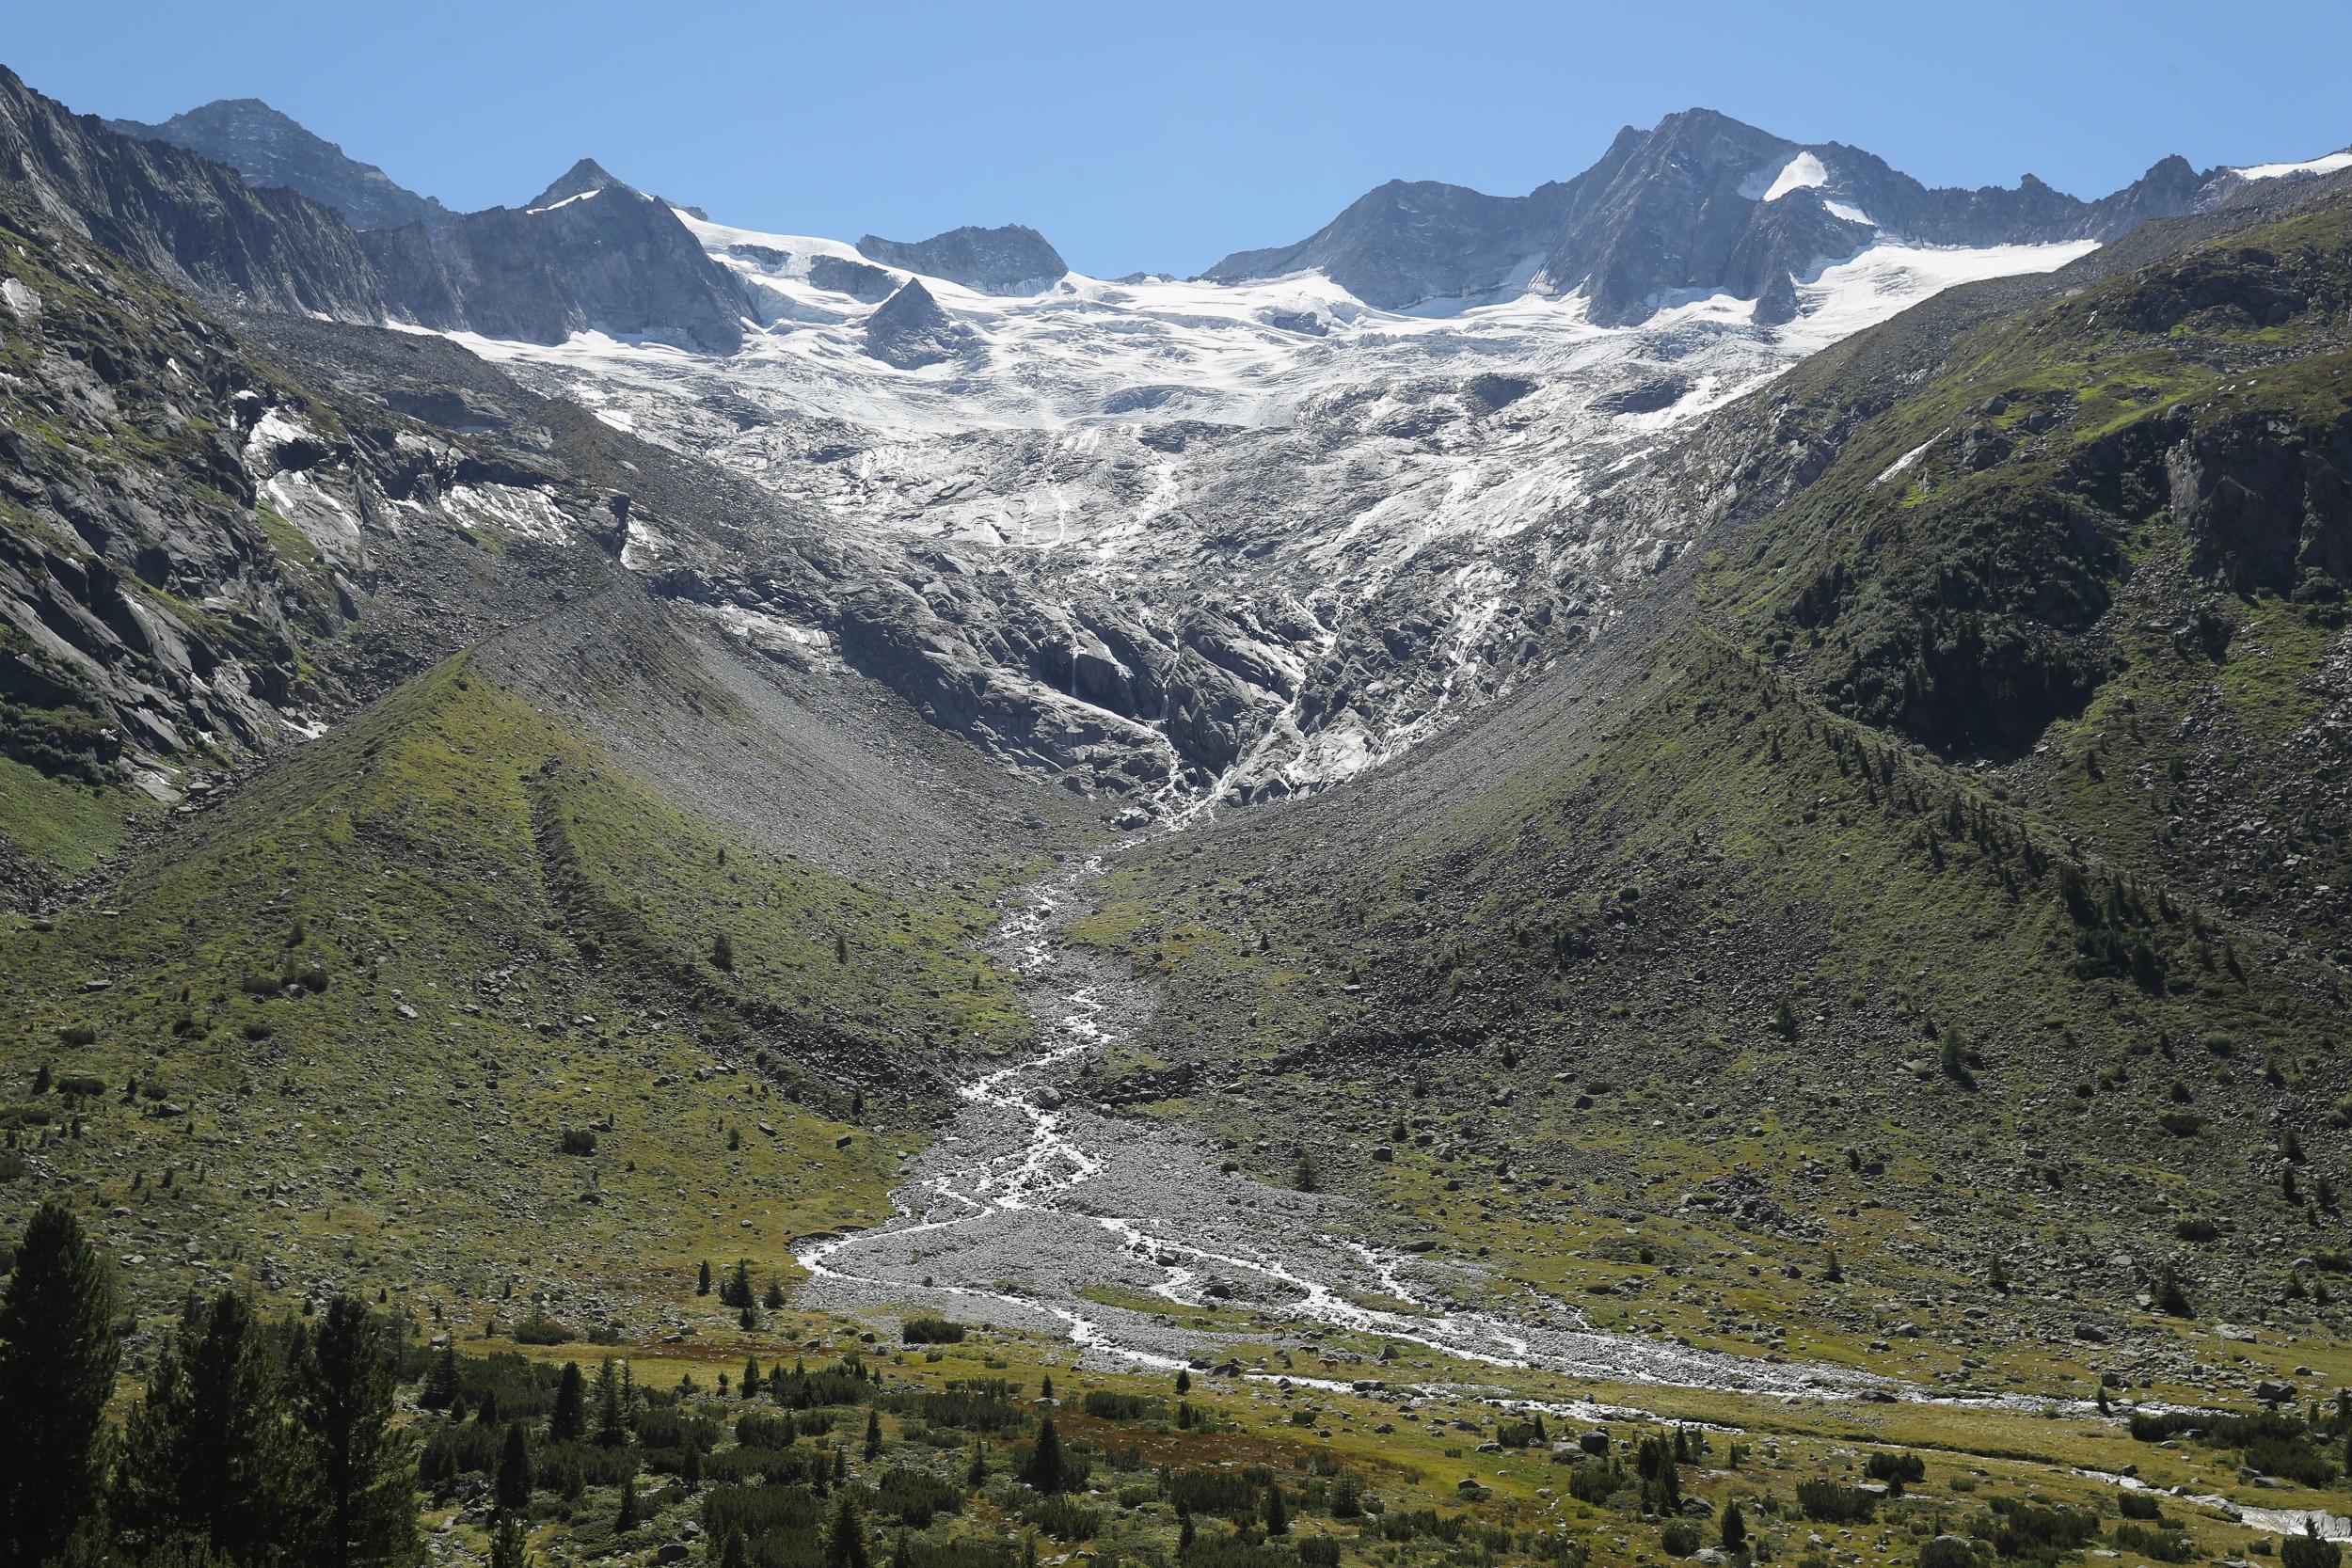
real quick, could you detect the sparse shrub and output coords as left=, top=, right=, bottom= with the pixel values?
left=514, top=1313, right=574, bottom=1345
left=1796, top=1480, right=1875, bottom=1524
left=2282, top=1528, right=2343, bottom=1568
left=559, top=1129, right=598, bottom=1156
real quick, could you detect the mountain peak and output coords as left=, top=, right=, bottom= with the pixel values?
left=103, top=96, right=448, bottom=232
left=525, top=158, right=628, bottom=212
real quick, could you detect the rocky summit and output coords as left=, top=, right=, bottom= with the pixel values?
left=5, top=40, right=2352, bottom=1568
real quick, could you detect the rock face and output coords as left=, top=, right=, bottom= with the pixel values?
left=1, top=70, right=749, bottom=351
left=856, top=224, right=1067, bottom=293
left=863, top=278, right=962, bottom=368
left=0, top=65, right=392, bottom=321
left=103, top=96, right=451, bottom=232
left=1207, top=106, right=2230, bottom=322
left=393, top=163, right=751, bottom=351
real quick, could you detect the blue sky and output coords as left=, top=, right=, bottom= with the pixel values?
left=15, top=1, right=2352, bottom=277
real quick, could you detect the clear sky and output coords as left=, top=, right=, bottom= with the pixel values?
left=13, top=1, right=2351, bottom=278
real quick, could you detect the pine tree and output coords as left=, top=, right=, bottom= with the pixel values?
left=967, top=1437, right=988, bottom=1486
left=1263, top=1483, right=1290, bottom=1536
left=297, top=1294, right=421, bottom=1568
left=683, top=1441, right=702, bottom=1494
left=1721, top=1498, right=1746, bottom=1554
left=595, top=1359, right=628, bottom=1447
left=2155, top=1262, right=2195, bottom=1318
left=614, top=1471, right=640, bottom=1530
left=826, top=1492, right=870, bottom=1568
left=711, top=931, right=736, bottom=972
left=496, top=1422, right=535, bottom=1514
left=697, top=1261, right=713, bottom=1297
left=742, top=1356, right=761, bottom=1399
left=419, top=1341, right=459, bottom=1410
left=1040, top=1373, right=1054, bottom=1402
left=549, top=1362, right=586, bottom=1441
left=115, top=1290, right=307, bottom=1564
left=864, top=1407, right=883, bottom=1461
left=727, top=1259, right=754, bottom=1309
left=0, top=1201, right=121, bottom=1568
left=764, top=1280, right=786, bottom=1310
left=1024, top=1416, right=1069, bottom=1494
left=720, top=1529, right=751, bottom=1568
left=489, top=1513, right=534, bottom=1568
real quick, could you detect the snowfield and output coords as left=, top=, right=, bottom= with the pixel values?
left=419, top=207, right=2097, bottom=806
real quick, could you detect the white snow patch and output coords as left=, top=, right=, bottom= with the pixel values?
left=1822, top=198, right=1875, bottom=227
left=526, top=187, right=603, bottom=214
left=444, top=482, right=572, bottom=545
left=1873, top=433, right=1941, bottom=486
left=2231, top=151, right=2352, bottom=182
left=1747, top=151, right=1831, bottom=202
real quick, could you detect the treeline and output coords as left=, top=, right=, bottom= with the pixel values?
left=0, top=1201, right=420, bottom=1567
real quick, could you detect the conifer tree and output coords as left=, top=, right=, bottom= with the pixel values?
left=489, top=1513, right=534, bottom=1568
left=297, top=1294, right=421, bottom=1568
left=865, top=1407, right=883, bottom=1461
left=1024, top=1416, right=1069, bottom=1494
left=419, top=1342, right=459, bottom=1410
left=549, top=1362, right=587, bottom=1442
left=115, top=1290, right=307, bottom=1564
left=1263, top=1483, right=1290, bottom=1536
left=595, top=1359, right=627, bottom=1446
left=697, top=1261, right=713, bottom=1297
left=0, top=1201, right=120, bottom=1568
left=614, top=1471, right=639, bottom=1530
left=827, top=1493, right=870, bottom=1568
left=1721, top=1498, right=1746, bottom=1554
left=495, top=1422, right=535, bottom=1514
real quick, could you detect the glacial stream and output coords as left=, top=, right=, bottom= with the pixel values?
left=788, top=853, right=2352, bottom=1539
left=793, top=853, right=1872, bottom=1402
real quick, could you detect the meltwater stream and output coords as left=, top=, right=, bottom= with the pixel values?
left=794, top=853, right=1877, bottom=1402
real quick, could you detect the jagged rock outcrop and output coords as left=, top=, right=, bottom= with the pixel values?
left=1, top=69, right=750, bottom=351
left=1207, top=106, right=2228, bottom=322
left=856, top=224, right=1066, bottom=294
left=863, top=278, right=963, bottom=368
left=104, top=96, right=450, bottom=231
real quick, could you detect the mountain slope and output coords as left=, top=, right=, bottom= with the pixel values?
left=0, top=67, right=748, bottom=349
left=1071, top=180, right=2352, bottom=1382
left=103, top=97, right=451, bottom=232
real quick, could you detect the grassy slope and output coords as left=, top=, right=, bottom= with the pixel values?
left=1073, top=195, right=2352, bottom=1383
left=0, top=636, right=1044, bottom=1337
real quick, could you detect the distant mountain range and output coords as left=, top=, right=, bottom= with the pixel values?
left=40, top=82, right=2347, bottom=344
